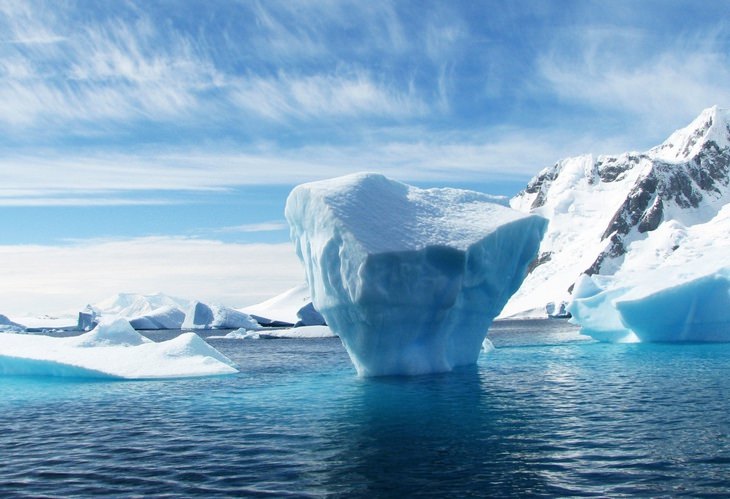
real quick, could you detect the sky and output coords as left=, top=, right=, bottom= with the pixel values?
left=1, top=0, right=730, bottom=316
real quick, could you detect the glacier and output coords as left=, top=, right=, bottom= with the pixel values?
left=285, top=172, right=546, bottom=376
left=0, top=317, right=238, bottom=379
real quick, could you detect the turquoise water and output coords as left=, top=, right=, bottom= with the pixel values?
left=2, top=320, right=730, bottom=497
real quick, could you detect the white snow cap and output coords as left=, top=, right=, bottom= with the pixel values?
left=651, top=106, right=730, bottom=162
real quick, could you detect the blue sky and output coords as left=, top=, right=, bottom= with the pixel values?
left=1, top=0, right=729, bottom=314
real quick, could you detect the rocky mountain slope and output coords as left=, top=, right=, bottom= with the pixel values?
left=501, top=106, right=730, bottom=318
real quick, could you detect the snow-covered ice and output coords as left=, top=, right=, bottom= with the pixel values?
left=216, top=325, right=336, bottom=340
left=286, top=172, right=546, bottom=376
left=569, top=204, right=730, bottom=342
left=182, top=302, right=261, bottom=330
left=504, top=106, right=730, bottom=318
left=0, top=317, right=238, bottom=379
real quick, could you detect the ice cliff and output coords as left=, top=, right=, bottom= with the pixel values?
left=285, top=173, right=546, bottom=376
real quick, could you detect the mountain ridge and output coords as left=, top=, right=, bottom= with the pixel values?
left=502, top=106, right=730, bottom=318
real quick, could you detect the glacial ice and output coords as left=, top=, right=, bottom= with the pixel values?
left=182, top=302, right=261, bottom=330
left=285, top=172, right=546, bottom=376
left=0, top=317, right=238, bottom=379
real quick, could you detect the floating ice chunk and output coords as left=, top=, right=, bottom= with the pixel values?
left=216, top=325, right=336, bottom=340
left=0, top=317, right=237, bottom=379
left=481, top=337, right=495, bottom=353
left=615, top=269, right=730, bottom=342
left=285, top=172, right=546, bottom=376
left=182, top=302, right=261, bottom=330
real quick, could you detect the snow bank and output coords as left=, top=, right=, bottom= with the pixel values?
left=0, top=318, right=238, bottom=379
left=182, top=302, right=261, bottom=330
left=286, top=173, right=546, bottom=376
left=217, top=325, right=336, bottom=340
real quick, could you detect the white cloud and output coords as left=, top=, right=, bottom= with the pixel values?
left=232, top=72, right=427, bottom=122
left=216, top=221, right=289, bottom=233
left=0, top=124, right=644, bottom=204
left=0, top=237, right=304, bottom=317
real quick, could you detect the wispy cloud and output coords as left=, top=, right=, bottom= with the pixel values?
left=537, top=26, right=730, bottom=138
left=0, top=124, right=639, bottom=204
left=0, top=237, right=304, bottom=316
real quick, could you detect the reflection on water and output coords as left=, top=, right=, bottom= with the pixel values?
left=1, top=320, right=730, bottom=496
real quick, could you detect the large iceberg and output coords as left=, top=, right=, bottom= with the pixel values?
left=0, top=317, right=238, bottom=379
left=285, top=173, right=546, bottom=376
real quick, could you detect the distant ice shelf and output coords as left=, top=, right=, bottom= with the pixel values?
left=0, top=318, right=238, bottom=379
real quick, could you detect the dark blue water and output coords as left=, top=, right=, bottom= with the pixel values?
left=2, top=320, right=730, bottom=497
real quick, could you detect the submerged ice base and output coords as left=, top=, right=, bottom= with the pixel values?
left=0, top=318, right=238, bottom=379
left=286, top=173, right=546, bottom=376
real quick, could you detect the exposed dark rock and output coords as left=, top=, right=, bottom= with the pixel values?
left=526, top=251, right=552, bottom=274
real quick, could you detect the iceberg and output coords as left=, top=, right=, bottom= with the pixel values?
left=285, top=172, right=546, bottom=376
left=182, top=302, right=261, bottom=330
left=0, top=314, right=25, bottom=333
left=0, top=317, right=238, bottom=379
left=569, top=204, right=730, bottom=343
left=243, top=283, right=325, bottom=327
left=79, top=293, right=190, bottom=331
left=129, top=306, right=186, bottom=330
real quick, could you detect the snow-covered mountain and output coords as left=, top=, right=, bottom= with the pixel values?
left=502, top=106, right=730, bottom=318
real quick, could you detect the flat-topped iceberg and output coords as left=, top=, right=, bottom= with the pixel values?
left=0, top=318, right=238, bottom=379
left=285, top=172, right=546, bottom=376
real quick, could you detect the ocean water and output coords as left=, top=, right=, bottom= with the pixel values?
left=2, top=320, right=730, bottom=497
